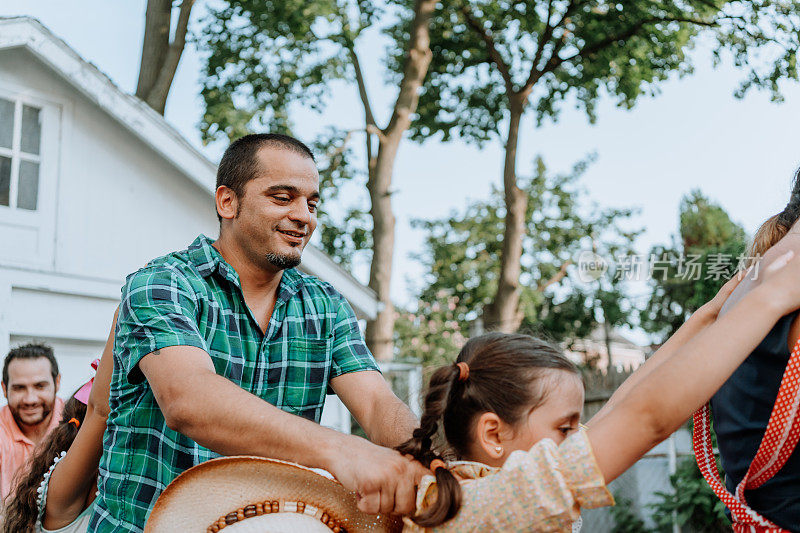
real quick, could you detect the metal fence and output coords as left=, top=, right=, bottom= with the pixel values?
left=380, top=361, right=423, bottom=417
left=580, top=429, right=693, bottom=532
left=348, top=360, right=423, bottom=436
left=581, top=368, right=700, bottom=533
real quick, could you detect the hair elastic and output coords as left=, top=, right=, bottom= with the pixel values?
left=68, top=418, right=80, bottom=429
left=456, top=362, right=469, bottom=382
left=429, top=459, right=446, bottom=474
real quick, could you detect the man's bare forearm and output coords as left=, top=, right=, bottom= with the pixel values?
left=159, top=370, right=350, bottom=470
left=331, top=370, right=419, bottom=448
left=592, top=273, right=746, bottom=425
left=365, top=396, right=418, bottom=448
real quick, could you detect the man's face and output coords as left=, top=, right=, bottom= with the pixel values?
left=227, top=147, right=320, bottom=271
left=2, top=358, right=59, bottom=429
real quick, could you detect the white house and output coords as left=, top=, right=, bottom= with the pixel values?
left=564, top=325, right=648, bottom=372
left=0, top=17, right=397, bottom=431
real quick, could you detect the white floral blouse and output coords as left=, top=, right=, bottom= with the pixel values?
left=403, top=428, right=614, bottom=532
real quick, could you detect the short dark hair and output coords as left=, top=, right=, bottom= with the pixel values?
left=215, top=133, right=316, bottom=221
left=3, top=342, right=59, bottom=385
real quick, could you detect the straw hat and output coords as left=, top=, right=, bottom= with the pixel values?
left=145, top=456, right=403, bottom=533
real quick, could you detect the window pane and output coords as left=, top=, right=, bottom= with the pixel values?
left=0, top=156, right=10, bottom=206
left=17, top=160, right=39, bottom=210
left=21, top=105, right=41, bottom=155
left=0, top=99, right=13, bottom=150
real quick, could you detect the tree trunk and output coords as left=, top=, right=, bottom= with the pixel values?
left=145, top=0, right=194, bottom=114
left=484, top=95, right=528, bottom=333
left=136, top=0, right=194, bottom=115
left=136, top=0, right=171, bottom=102
left=365, top=142, right=397, bottom=362
left=364, top=0, right=436, bottom=361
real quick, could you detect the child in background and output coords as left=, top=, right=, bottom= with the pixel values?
left=3, top=313, right=114, bottom=533
left=398, top=251, right=800, bottom=532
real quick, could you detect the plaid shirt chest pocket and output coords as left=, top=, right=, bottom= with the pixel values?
left=262, top=335, right=333, bottom=421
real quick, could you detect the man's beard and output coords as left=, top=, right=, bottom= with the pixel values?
left=10, top=401, right=52, bottom=428
left=266, top=252, right=301, bottom=270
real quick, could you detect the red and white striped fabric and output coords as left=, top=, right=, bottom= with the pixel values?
left=693, top=338, right=800, bottom=533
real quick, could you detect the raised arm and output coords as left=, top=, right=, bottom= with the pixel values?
left=87, top=309, right=115, bottom=419
left=592, top=273, right=743, bottom=423
left=588, top=252, right=800, bottom=483
left=42, top=308, right=116, bottom=530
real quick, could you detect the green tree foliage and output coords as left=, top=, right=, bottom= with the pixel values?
left=403, top=0, right=799, bottom=139
left=610, top=495, right=649, bottom=533
left=198, top=0, right=352, bottom=138
left=640, top=190, right=748, bottom=340
left=394, top=293, right=469, bottom=368
left=390, top=0, right=799, bottom=332
left=198, top=0, right=377, bottom=266
left=395, top=156, right=641, bottom=364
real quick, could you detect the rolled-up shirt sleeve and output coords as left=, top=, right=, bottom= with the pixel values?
left=405, top=429, right=613, bottom=532
left=116, top=265, right=208, bottom=384
left=328, top=296, right=379, bottom=379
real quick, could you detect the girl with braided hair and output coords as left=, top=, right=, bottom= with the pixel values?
left=397, top=246, right=800, bottom=532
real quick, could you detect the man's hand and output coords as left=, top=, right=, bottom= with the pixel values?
left=326, top=434, right=428, bottom=515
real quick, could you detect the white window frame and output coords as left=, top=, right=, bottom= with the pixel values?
left=0, top=84, right=61, bottom=268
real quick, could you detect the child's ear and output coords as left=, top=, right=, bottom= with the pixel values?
left=474, top=412, right=508, bottom=463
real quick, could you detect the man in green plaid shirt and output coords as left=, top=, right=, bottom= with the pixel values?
left=90, top=134, right=425, bottom=532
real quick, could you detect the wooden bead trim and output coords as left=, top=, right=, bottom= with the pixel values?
left=206, top=499, right=346, bottom=533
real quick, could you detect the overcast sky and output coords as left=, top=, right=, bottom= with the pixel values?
left=5, top=1, right=800, bottom=340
